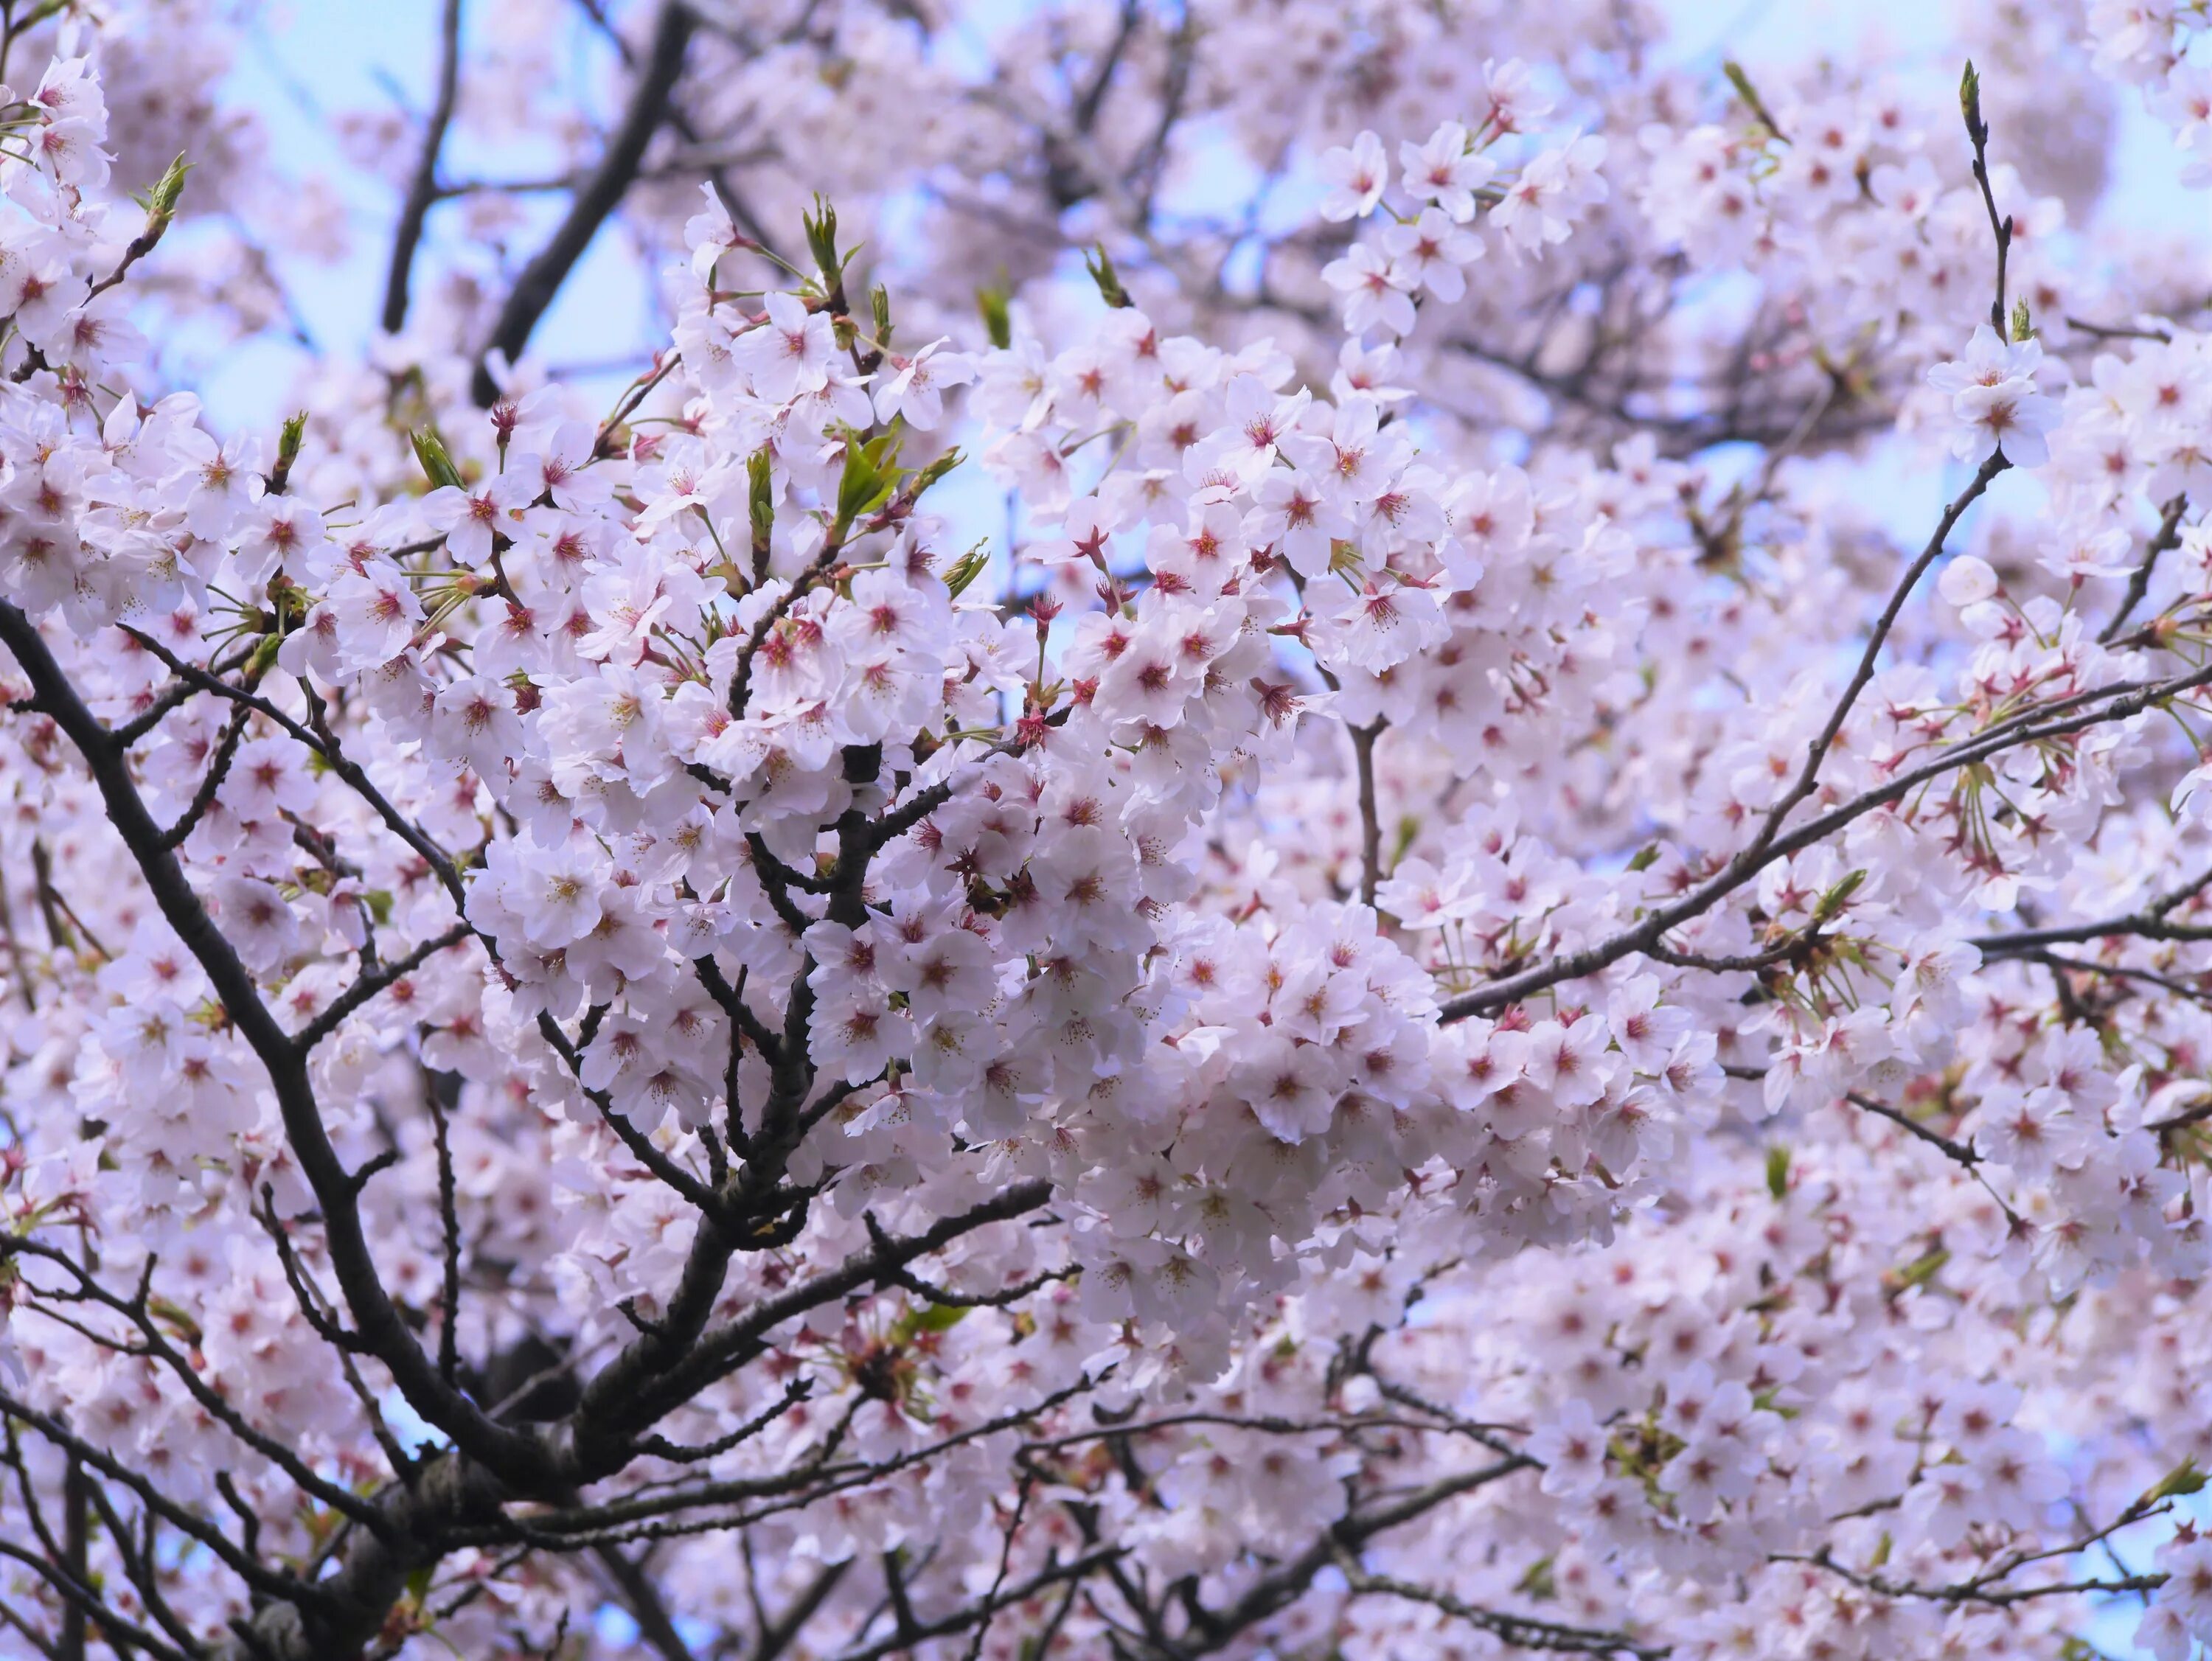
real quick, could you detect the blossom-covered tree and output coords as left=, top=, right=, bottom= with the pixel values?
left=5, top=0, right=2212, bottom=1657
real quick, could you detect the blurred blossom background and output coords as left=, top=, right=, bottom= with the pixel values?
left=204, top=0, right=2207, bottom=431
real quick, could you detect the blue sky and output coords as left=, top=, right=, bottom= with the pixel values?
left=206, top=2, right=654, bottom=422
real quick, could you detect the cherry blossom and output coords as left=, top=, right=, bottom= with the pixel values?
left=0, top=8, right=2209, bottom=1661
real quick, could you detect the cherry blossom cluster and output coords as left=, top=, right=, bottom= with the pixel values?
left=1311, top=76, right=1611, bottom=339
left=3, top=6, right=2212, bottom=1661
left=2090, top=0, right=2212, bottom=184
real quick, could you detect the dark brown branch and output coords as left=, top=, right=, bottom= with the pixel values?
left=828, top=1550, right=1124, bottom=1661
left=1972, top=858, right=2212, bottom=955
left=7, top=1238, right=391, bottom=1526
left=533, top=1009, right=723, bottom=1213
left=1500, top=642, right=2212, bottom=1029
left=1349, top=717, right=1384, bottom=908
left=0, top=1595, right=60, bottom=1660
left=1340, top=1562, right=1665, bottom=1658
left=471, top=0, right=697, bottom=404
left=114, top=629, right=478, bottom=927
left=1846, top=1092, right=1980, bottom=1169
left=2065, top=314, right=2174, bottom=344
left=1643, top=930, right=1818, bottom=975
left=2101, top=493, right=2190, bottom=645
left=209, top=1450, right=512, bottom=1661
left=1440, top=452, right=2010, bottom=1018
left=1018, top=1410, right=1462, bottom=1456
left=566, top=0, right=791, bottom=268
left=83, top=161, right=187, bottom=305
left=0, top=1540, right=191, bottom=1661
left=751, top=1561, right=849, bottom=1661
left=633, top=1379, right=812, bottom=1465
left=0, top=1390, right=316, bottom=1608
left=1175, top=1454, right=1539, bottom=1652
left=1784, top=1546, right=2162, bottom=1608
left=1959, top=63, right=2011, bottom=332
left=428, top=1085, right=465, bottom=1386
left=879, top=1549, right=922, bottom=1651
left=56, top=1460, right=84, bottom=1661
left=592, top=1545, right=698, bottom=1661
left=83, top=1481, right=205, bottom=1660
left=2015, top=947, right=2212, bottom=1006
left=0, top=600, right=543, bottom=1497
left=110, top=676, right=207, bottom=748
left=594, top=351, right=683, bottom=459
left=580, top=1179, right=1054, bottom=1458
left=382, top=0, right=466, bottom=333
left=298, top=922, right=473, bottom=1051
left=158, top=691, right=256, bottom=849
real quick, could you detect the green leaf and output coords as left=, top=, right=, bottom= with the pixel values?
left=976, top=282, right=1012, bottom=349
left=1765, top=1144, right=1790, bottom=1201
left=747, top=448, right=775, bottom=545
left=1750, top=1386, right=1800, bottom=1421
left=277, top=410, right=308, bottom=469
left=1812, top=868, right=1865, bottom=924
left=411, top=427, right=463, bottom=492
left=2146, top=1457, right=2208, bottom=1502
left=1514, top=1555, right=1556, bottom=1601
left=942, top=539, right=991, bottom=599
left=1722, top=61, right=1767, bottom=124
left=1083, top=242, right=1133, bottom=308
left=1894, top=1245, right=1950, bottom=1290
left=912, top=1301, right=970, bottom=1334
left=145, top=150, right=192, bottom=225
left=908, top=447, right=964, bottom=499
left=833, top=426, right=905, bottom=532
left=1626, top=843, right=1660, bottom=873
left=1391, top=813, right=1420, bottom=868
left=803, top=195, right=842, bottom=284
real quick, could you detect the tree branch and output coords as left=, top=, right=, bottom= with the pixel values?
left=0, top=601, right=544, bottom=1497
left=1349, top=717, right=1385, bottom=908
left=1440, top=452, right=2010, bottom=1017
left=471, top=0, right=697, bottom=404
left=382, top=0, right=466, bottom=333
left=2100, top=493, right=2189, bottom=645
